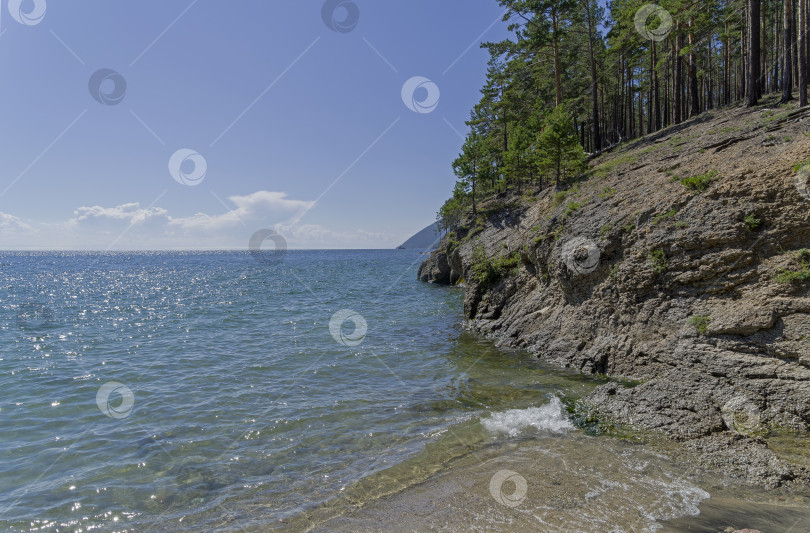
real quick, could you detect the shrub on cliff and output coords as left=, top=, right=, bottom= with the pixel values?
left=470, top=243, right=520, bottom=287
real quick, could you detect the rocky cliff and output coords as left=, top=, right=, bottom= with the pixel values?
left=419, top=98, right=810, bottom=488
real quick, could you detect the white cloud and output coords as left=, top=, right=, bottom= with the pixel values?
left=169, top=191, right=314, bottom=232
left=0, top=191, right=393, bottom=249
left=73, top=203, right=169, bottom=225
left=0, top=212, right=32, bottom=232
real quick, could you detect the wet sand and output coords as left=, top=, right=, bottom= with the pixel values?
left=304, top=434, right=810, bottom=532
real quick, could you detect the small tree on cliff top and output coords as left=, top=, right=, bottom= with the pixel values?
left=536, top=105, right=587, bottom=186
left=452, top=132, right=487, bottom=215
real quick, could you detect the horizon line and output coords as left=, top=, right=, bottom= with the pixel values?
left=0, top=247, right=430, bottom=252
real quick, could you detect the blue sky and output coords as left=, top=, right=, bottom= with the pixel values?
left=0, top=0, right=510, bottom=250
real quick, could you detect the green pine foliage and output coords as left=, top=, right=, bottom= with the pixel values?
left=537, top=106, right=588, bottom=186
left=436, top=0, right=801, bottom=232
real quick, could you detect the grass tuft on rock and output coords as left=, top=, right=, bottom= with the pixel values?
left=774, top=249, right=810, bottom=284
left=792, top=158, right=810, bottom=172
left=648, top=249, right=668, bottom=273
left=679, top=170, right=719, bottom=192
left=743, top=214, right=762, bottom=231
left=689, top=315, right=711, bottom=334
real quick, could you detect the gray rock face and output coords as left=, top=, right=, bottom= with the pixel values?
left=417, top=249, right=451, bottom=284
left=419, top=103, right=810, bottom=487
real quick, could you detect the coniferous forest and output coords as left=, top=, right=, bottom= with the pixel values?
left=439, top=0, right=810, bottom=229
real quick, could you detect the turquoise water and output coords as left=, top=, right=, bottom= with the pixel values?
left=0, top=250, right=603, bottom=531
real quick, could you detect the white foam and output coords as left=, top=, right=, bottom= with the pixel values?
left=481, top=396, right=574, bottom=437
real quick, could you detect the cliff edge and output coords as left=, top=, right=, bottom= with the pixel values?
left=420, top=99, right=810, bottom=488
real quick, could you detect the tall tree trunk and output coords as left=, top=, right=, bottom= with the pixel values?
left=707, top=39, right=714, bottom=109
left=654, top=42, right=662, bottom=129
left=782, top=0, right=794, bottom=101
left=600, top=85, right=606, bottom=145
left=639, top=88, right=644, bottom=136
left=664, top=51, right=670, bottom=126
left=675, top=29, right=683, bottom=124
left=627, top=63, right=636, bottom=139
left=775, top=0, right=781, bottom=92
left=793, top=1, right=799, bottom=84
left=800, top=0, right=808, bottom=105
left=747, top=0, right=761, bottom=105
left=741, top=9, right=748, bottom=100
left=724, top=26, right=731, bottom=104
left=648, top=40, right=654, bottom=133
left=615, top=65, right=622, bottom=141
left=761, top=0, right=768, bottom=95
left=584, top=0, right=602, bottom=150
left=620, top=58, right=626, bottom=138
left=688, top=19, right=700, bottom=116
left=552, top=7, right=563, bottom=106
left=803, top=0, right=810, bottom=86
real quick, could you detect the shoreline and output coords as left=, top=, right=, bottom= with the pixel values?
left=309, top=424, right=810, bottom=532
left=419, top=99, right=810, bottom=491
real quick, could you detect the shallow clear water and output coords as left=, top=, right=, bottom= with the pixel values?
left=2, top=251, right=808, bottom=532
left=0, top=250, right=600, bottom=531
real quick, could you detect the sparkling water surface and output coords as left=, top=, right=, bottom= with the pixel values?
left=3, top=251, right=810, bottom=532
left=0, top=250, right=604, bottom=531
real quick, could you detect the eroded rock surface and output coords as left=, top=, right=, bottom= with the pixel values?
left=419, top=101, right=810, bottom=487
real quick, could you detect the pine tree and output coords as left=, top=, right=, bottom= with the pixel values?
left=442, top=0, right=810, bottom=219
left=536, top=106, right=587, bottom=186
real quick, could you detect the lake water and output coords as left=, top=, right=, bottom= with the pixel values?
left=2, top=250, right=809, bottom=532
